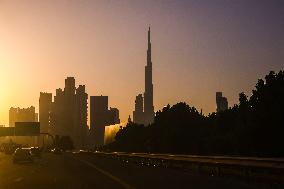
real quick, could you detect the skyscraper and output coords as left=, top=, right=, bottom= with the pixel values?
left=39, top=92, right=52, bottom=133
left=133, top=27, right=155, bottom=125
left=49, top=77, right=88, bottom=148
left=109, top=107, right=120, bottom=124
left=90, top=96, right=109, bottom=146
left=144, top=27, right=155, bottom=125
left=216, top=92, right=228, bottom=112
left=64, top=77, right=76, bottom=96
left=90, top=96, right=120, bottom=146
left=74, top=85, right=88, bottom=148
left=133, top=94, right=144, bottom=124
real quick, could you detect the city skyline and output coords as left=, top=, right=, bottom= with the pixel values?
left=0, top=0, right=283, bottom=125
left=0, top=1, right=283, bottom=188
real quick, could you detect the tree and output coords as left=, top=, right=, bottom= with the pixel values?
left=107, top=70, right=284, bottom=157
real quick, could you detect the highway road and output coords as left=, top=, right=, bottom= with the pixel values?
left=0, top=152, right=279, bottom=189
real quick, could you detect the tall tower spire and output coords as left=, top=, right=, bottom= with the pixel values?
left=147, top=26, right=151, bottom=66
left=133, top=26, right=155, bottom=126
left=144, top=26, right=155, bottom=125
left=148, top=26, right=151, bottom=44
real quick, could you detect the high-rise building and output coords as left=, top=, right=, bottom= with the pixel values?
left=64, top=77, right=76, bottom=96
left=39, top=92, right=52, bottom=133
left=50, top=88, right=64, bottom=135
left=144, top=27, right=155, bottom=125
left=74, top=85, right=88, bottom=147
left=216, top=92, right=228, bottom=112
left=133, top=27, right=155, bottom=125
left=133, top=94, right=144, bottom=124
left=109, top=107, right=120, bottom=124
left=9, top=106, right=37, bottom=127
left=90, top=96, right=109, bottom=146
left=90, top=96, right=120, bottom=146
left=49, top=77, right=88, bottom=148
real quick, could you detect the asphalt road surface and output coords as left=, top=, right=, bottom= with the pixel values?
left=0, top=152, right=279, bottom=189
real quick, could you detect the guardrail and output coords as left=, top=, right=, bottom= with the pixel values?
left=87, top=151, right=284, bottom=183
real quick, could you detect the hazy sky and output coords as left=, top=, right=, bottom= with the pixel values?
left=0, top=0, right=283, bottom=126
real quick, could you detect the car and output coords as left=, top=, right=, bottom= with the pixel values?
left=30, top=147, right=41, bottom=158
left=51, top=147, right=62, bottom=154
left=13, top=148, right=33, bottom=163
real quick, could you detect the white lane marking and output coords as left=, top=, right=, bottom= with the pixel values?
left=73, top=157, right=136, bottom=189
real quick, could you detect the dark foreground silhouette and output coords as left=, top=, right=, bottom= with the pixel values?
left=105, top=70, right=284, bottom=157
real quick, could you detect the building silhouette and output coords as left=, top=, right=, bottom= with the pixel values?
left=133, top=27, right=155, bottom=125
left=90, top=96, right=120, bottom=146
left=133, top=94, right=144, bottom=124
left=9, top=106, right=38, bottom=127
left=39, top=92, right=52, bottom=134
left=44, top=77, right=88, bottom=148
left=128, top=115, right=132, bottom=123
left=216, top=92, right=228, bottom=112
left=74, top=85, right=88, bottom=148
left=109, top=107, right=120, bottom=124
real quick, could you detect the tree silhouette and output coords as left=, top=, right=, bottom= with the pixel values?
left=105, top=70, right=284, bottom=157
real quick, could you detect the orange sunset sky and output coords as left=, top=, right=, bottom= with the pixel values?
left=0, top=0, right=283, bottom=126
